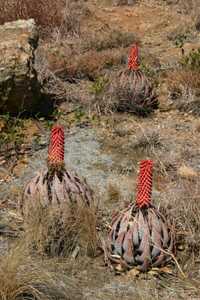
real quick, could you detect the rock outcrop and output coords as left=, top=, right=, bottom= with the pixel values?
left=0, top=19, right=41, bottom=114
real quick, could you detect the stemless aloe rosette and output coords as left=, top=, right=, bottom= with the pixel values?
left=21, top=125, right=94, bottom=216
left=107, top=160, right=174, bottom=272
left=112, top=44, right=158, bottom=116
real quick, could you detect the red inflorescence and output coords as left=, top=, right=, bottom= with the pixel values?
left=48, top=125, right=65, bottom=166
left=136, top=160, right=153, bottom=208
left=128, top=44, right=140, bottom=71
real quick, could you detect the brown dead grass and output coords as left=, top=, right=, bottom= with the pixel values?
left=167, top=69, right=200, bottom=93
left=23, top=199, right=100, bottom=258
left=0, top=243, right=81, bottom=300
left=166, top=69, right=200, bottom=116
left=81, top=30, right=138, bottom=52
left=169, top=179, right=200, bottom=273
left=0, top=0, right=65, bottom=29
left=0, top=0, right=89, bottom=36
left=45, top=46, right=126, bottom=80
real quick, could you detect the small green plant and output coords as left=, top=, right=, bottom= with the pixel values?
left=89, top=77, right=108, bottom=96
left=74, top=108, right=85, bottom=122
left=140, top=63, right=156, bottom=78
left=0, top=113, right=25, bottom=151
left=174, top=34, right=187, bottom=48
left=181, top=48, right=200, bottom=70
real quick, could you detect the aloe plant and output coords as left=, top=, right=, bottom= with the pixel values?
left=113, top=44, right=159, bottom=116
left=107, top=160, right=174, bottom=272
left=21, top=125, right=94, bottom=217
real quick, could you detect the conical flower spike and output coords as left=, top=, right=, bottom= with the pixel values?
left=48, top=125, right=65, bottom=168
left=136, top=160, right=153, bottom=208
left=107, top=159, right=174, bottom=272
left=128, top=44, right=140, bottom=71
left=21, top=125, right=94, bottom=217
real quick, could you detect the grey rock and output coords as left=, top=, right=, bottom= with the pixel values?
left=0, top=19, right=41, bottom=114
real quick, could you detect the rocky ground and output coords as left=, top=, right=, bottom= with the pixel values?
left=0, top=0, right=200, bottom=299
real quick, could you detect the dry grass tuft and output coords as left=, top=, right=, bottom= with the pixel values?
left=57, top=48, right=126, bottom=80
left=167, top=69, right=200, bottom=116
left=0, top=243, right=81, bottom=300
left=0, top=0, right=65, bottom=30
left=81, top=30, right=138, bottom=52
left=131, top=129, right=162, bottom=152
left=169, top=179, right=200, bottom=273
left=23, top=199, right=100, bottom=258
left=107, top=183, right=121, bottom=203
left=168, top=69, right=200, bottom=95
left=0, top=0, right=89, bottom=36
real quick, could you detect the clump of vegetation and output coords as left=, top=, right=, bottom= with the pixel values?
left=0, top=114, right=24, bottom=143
left=0, top=114, right=25, bottom=159
left=66, top=48, right=126, bottom=80
left=131, top=129, right=162, bottom=152
left=180, top=48, right=200, bottom=71
left=167, top=66, right=200, bottom=116
left=107, top=183, right=121, bottom=203
left=0, top=0, right=89, bottom=36
left=0, top=0, right=65, bottom=31
left=170, top=179, right=200, bottom=274
left=82, top=30, right=138, bottom=52
left=23, top=201, right=99, bottom=258
left=0, top=243, right=81, bottom=300
left=112, top=0, right=136, bottom=6
left=90, top=76, right=109, bottom=96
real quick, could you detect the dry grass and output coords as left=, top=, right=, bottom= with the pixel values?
left=130, top=129, right=162, bottom=152
left=81, top=30, right=138, bottom=52
left=167, top=179, right=200, bottom=275
left=167, top=69, right=200, bottom=94
left=0, top=0, right=89, bottom=36
left=47, top=48, right=126, bottom=81
left=176, top=0, right=200, bottom=18
left=23, top=199, right=100, bottom=258
left=0, top=0, right=65, bottom=30
left=166, top=69, right=200, bottom=116
left=107, top=183, right=121, bottom=203
left=35, top=45, right=126, bottom=107
left=0, top=243, right=81, bottom=300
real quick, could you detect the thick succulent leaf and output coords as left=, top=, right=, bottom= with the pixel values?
left=110, top=213, right=123, bottom=241
left=113, top=231, right=126, bottom=256
left=135, top=211, right=151, bottom=271
left=22, top=169, right=49, bottom=213
left=52, top=173, right=65, bottom=204
left=152, top=251, right=165, bottom=267
left=122, top=229, right=135, bottom=265
left=149, top=209, right=162, bottom=259
left=129, top=216, right=139, bottom=247
left=63, top=172, right=80, bottom=193
left=63, top=171, right=93, bottom=206
left=160, top=218, right=170, bottom=248
left=138, top=210, right=145, bottom=241
left=117, top=211, right=130, bottom=235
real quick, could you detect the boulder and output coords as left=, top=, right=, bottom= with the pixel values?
left=0, top=19, right=41, bottom=114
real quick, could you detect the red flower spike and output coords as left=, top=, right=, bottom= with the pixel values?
left=128, top=44, right=140, bottom=71
left=136, top=160, right=153, bottom=208
left=48, top=125, right=65, bottom=166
